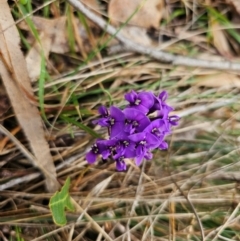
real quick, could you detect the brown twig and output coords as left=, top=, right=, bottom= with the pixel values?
left=66, top=0, right=240, bottom=71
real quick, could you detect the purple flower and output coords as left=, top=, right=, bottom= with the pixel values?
left=169, top=115, right=180, bottom=126
left=144, top=119, right=172, bottom=150
left=108, top=106, right=125, bottom=138
left=93, top=106, right=125, bottom=138
left=86, top=89, right=179, bottom=171
left=116, top=157, right=127, bottom=171
left=144, top=119, right=170, bottom=137
left=86, top=141, right=106, bottom=164
left=93, top=106, right=109, bottom=127
left=151, top=91, right=174, bottom=118
left=114, top=146, right=136, bottom=171
left=113, top=138, right=136, bottom=160
left=123, top=108, right=150, bottom=134
left=129, top=132, right=159, bottom=166
left=125, top=90, right=154, bottom=114
left=97, top=139, right=118, bottom=159
left=110, top=134, right=136, bottom=171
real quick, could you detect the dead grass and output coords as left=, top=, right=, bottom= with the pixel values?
left=1, top=0, right=240, bottom=240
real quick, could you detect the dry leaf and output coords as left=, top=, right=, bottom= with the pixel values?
left=32, top=16, right=68, bottom=53
left=195, top=73, right=240, bottom=88
left=121, top=26, right=154, bottom=46
left=82, top=0, right=101, bottom=14
left=23, top=16, right=68, bottom=81
left=210, top=19, right=232, bottom=58
left=19, top=16, right=69, bottom=54
left=0, top=2, right=59, bottom=192
left=26, top=32, right=52, bottom=82
left=108, top=0, right=164, bottom=46
left=108, top=0, right=164, bottom=29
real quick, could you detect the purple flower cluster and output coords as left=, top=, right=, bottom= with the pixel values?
left=86, top=90, right=179, bottom=171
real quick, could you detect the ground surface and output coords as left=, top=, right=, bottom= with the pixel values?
left=1, top=0, right=240, bottom=240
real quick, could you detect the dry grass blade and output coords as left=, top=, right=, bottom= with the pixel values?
left=71, top=198, right=114, bottom=241
left=0, top=2, right=59, bottom=192
left=209, top=19, right=232, bottom=58
left=194, top=72, right=240, bottom=88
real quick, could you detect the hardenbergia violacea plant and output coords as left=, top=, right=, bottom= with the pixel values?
left=86, top=90, right=180, bottom=171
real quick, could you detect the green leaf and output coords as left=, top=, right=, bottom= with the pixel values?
left=49, top=177, right=75, bottom=226
left=19, top=0, right=28, bottom=5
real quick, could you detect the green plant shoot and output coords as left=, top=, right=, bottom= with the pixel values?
left=49, top=177, right=75, bottom=226
left=19, top=0, right=28, bottom=5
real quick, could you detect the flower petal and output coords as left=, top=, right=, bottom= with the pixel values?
left=124, top=122, right=134, bottom=134
left=158, top=91, right=168, bottom=102
left=128, top=132, right=145, bottom=142
left=123, top=108, right=139, bottom=119
left=95, top=117, right=110, bottom=127
left=136, top=145, right=144, bottom=157
left=139, top=92, right=154, bottom=109
left=169, top=115, right=180, bottom=126
left=135, top=155, right=144, bottom=166
left=86, top=151, right=97, bottom=164
left=98, top=105, right=108, bottom=116
left=144, top=151, right=152, bottom=160
left=125, top=90, right=137, bottom=103
left=124, top=146, right=136, bottom=158
left=145, top=133, right=160, bottom=149
left=123, top=108, right=150, bottom=132
left=110, top=121, right=125, bottom=138
left=159, top=141, right=168, bottom=150
left=110, top=106, right=125, bottom=121
left=116, top=160, right=127, bottom=171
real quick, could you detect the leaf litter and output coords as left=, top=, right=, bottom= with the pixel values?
left=1, top=0, right=240, bottom=240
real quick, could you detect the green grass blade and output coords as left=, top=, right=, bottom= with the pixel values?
left=61, top=115, right=101, bottom=138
